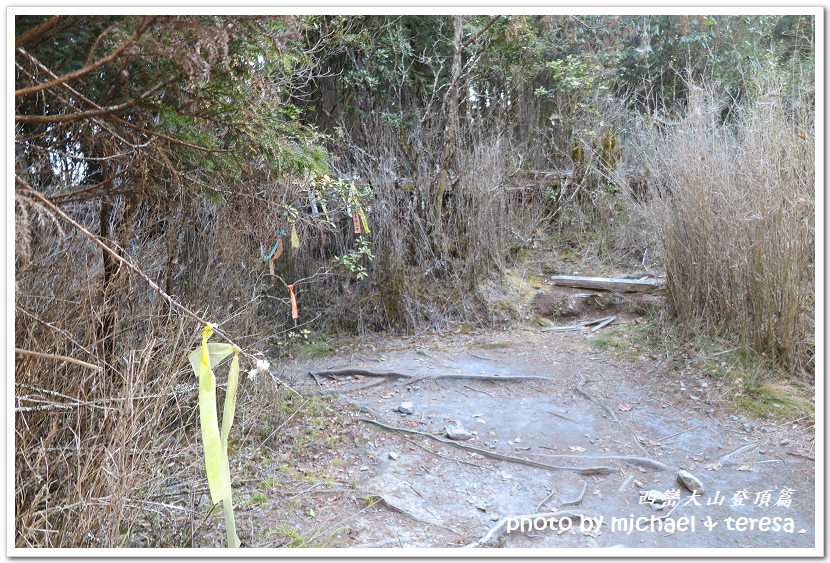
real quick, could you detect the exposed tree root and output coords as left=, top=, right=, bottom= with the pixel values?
left=357, top=418, right=615, bottom=475
left=718, top=443, right=782, bottom=465
left=576, top=371, right=621, bottom=423
left=365, top=494, right=458, bottom=534
left=463, top=510, right=584, bottom=548
left=311, top=368, right=557, bottom=383
left=407, top=439, right=487, bottom=470
left=533, top=453, right=672, bottom=471
left=466, top=350, right=497, bottom=361
left=312, top=369, right=412, bottom=380
left=310, top=379, right=389, bottom=395
left=536, top=479, right=586, bottom=512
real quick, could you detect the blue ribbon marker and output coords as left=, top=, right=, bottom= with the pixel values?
left=260, top=240, right=280, bottom=261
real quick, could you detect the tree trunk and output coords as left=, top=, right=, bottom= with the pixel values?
left=99, top=191, right=117, bottom=381
left=433, top=15, right=464, bottom=231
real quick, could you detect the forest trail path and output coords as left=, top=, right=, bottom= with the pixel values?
left=231, top=326, right=815, bottom=551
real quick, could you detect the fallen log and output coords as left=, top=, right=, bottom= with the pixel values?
left=550, top=275, right=660, bottom=292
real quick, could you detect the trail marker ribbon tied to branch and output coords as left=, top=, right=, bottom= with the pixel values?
left=187, top=324, right=241, bottom=548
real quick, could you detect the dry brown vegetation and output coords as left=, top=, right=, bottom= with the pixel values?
left=631, top=80, right=815, bottom=375
left=14, top=14, right=815, bottom=549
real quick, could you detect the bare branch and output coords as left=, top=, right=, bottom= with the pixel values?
left=461, top=15, right=501, bottom=52
left=17, top=47, right=235, bottom=154
left=15, top=16, right=157, bottom=98
left=15, top=176, right=303, bottom=396
left=15, top=15, right=73, bottom=49
left=15, top=80, right=168, bottom=123
left=15, top=348, right=101, bottom=371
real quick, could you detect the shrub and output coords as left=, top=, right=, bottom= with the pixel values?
left=636, top=79, right=814, bottom=375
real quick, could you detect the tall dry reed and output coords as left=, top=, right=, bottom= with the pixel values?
left=634, top=83, right=814, bottom=374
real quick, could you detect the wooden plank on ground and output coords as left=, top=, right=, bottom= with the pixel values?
left=550, top=275, right=659, bottom=292
left=540, top=316, right=616, bottom=332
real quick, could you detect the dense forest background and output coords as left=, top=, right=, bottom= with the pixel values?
left=14, top=14, right=815, bottom=547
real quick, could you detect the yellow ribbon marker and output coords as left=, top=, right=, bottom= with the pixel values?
left=358, top=205, right=370, bottom=233
left=187, top=325, right=241, bottom=548
left=291, top=224, right=300, bottom=248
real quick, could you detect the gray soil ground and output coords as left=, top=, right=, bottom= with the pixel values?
left=216, top=322, right=815, bottom=553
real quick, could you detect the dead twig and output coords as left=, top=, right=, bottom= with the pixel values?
left=464, top=385, right=497, bottom=400
left=14, top=347, right=101, bottom=371
left=351, top=353, right=382, bottom=363
left=416, top=350, right=437, bottom=360
left=466, top=350, right=497, bottom=361
left=656, top=424, right=702, bottom=443
left=316, top=379, right=389, bottom=395
left=618, top=473, right=636, bottom=493
left=357, top=418, right=615, bottom=475
left=545, top=410, right=582, bottom=425
left=591, top=316, right=617, bottom=332
left=718, top=443, right=757, bottom=465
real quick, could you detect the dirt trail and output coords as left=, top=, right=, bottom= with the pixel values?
left=238, top=326, right=815, bottom=552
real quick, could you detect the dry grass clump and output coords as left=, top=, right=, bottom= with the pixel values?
left=13, top=176, right=320, bottom=546
left=15, top=300, right=201, bottom=547
left=635, top=83, right=814, bottom=375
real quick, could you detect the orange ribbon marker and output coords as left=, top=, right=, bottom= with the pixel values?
left=288, top=285, right=298, bottom=319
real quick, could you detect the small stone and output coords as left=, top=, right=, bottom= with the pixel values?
left=388, top=451, right=398, bottom=460
left=677, top=470, right=705, bottom=494
left=780, top=438, right=791, bottom=445
left=413, top=385, right=420, bottom=390
left=446, top=423, right=473, bottom=441
left=729, top=415, right=739, bottom=421
left=397, top=402, right=415, bottom=414
left=743, top=423, right=752, bottom=433
left=642, top=490, right=667, bottom=510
